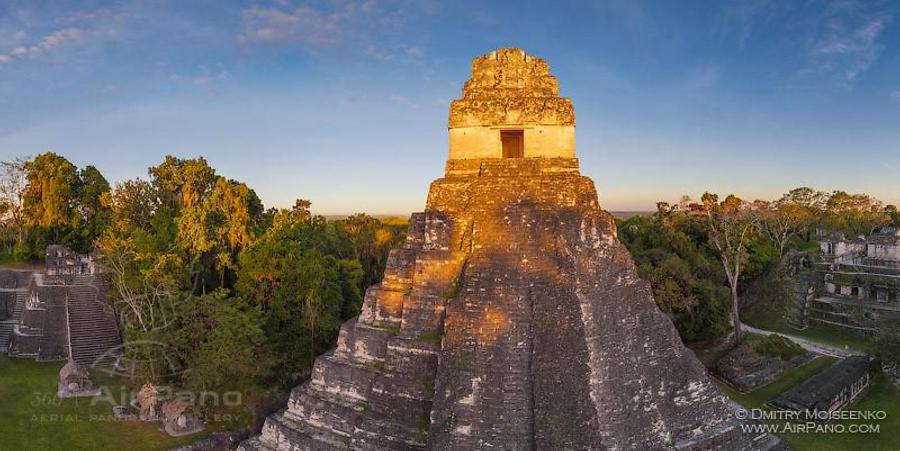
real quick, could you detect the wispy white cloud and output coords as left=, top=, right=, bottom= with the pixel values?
left=0, top=6, right=130, bottom=67
left=721, top=1, right=893, bottom=87
left=891, top=90, right=900, bottom=101
left=807, top=2, right=892, bottom=83
left=238, top=1, right=376, bottom=47
left=237, top=1, right=430, bottom=62
left=719, top=0, right=778, bottom=49
left=0, top=27, right=86, bottom=64
left=170, top=66, right=231, bottom=86
left=364, top=44, right=423, bottom=62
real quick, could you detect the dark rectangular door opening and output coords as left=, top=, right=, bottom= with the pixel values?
left=501, top=130, right=524, bottom=158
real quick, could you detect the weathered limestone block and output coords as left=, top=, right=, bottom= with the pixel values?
left=411, top=252, right=462, bottom=296
left=0, top=269, right=33, bottom=288
left=420, top=213, right=454, bottom=251
left=334, top=320, right=389, bottom=364
left=367, top=375, right=432, bottom=427
left=405, top=213, right=426, bottom=241
left=261, top=409, right=348, bottom=449
left=287, top=387, right=363, bottom=437
left=357, top=286, right=405, bottom=329
left=309, top=354, right=379, bottom=404
left=381, top=249, right=417, bottom=291
left=343, top=323, right=392, bottom=364
left=397, top=293, right=444, bottom=336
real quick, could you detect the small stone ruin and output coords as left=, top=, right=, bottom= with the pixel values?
left=162, top=399, right=204, bottom=437
left=123, top=382, right=204, bottom=437
left=57, top=358, right=101, bottom=398
left=136, top=382, right=161, bottom=421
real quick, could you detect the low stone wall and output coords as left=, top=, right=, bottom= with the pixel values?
left=0, top=269, right=35, bottom=289
left=716, top=342, right=814, bottom=392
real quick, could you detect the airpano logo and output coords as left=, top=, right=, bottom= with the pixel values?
left=735, top=408, right=887, bottom=435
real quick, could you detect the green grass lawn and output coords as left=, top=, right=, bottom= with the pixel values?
left=788, top=324, right=874, bottom=354
left=0, top=356, right=234, bottom=451
left=718, top=355, right=900, bottom=450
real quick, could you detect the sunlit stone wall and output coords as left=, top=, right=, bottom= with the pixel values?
left=447, top=48, right=576, bottom=160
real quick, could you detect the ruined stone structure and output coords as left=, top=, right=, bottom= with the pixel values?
left=0, top=269, right=34, bottom=353
left=136, top=383, right=162, bottom=421
left=804, top=228, right=900, bottom=334
left=241, top=48, right=777, bottom=450
left=772, top=356, right=873, bottom=415
left=5, top=245, right=121, bottom=366
left=46, top=244, right=99, bottom=276
left=162, top=399, right=205, bottom=437
left=58, top=357, right=102, bottom=398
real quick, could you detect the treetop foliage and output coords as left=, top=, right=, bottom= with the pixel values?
left=0, top=152, right=408, bottom=403
left=621, top=187, right=896, bottom=343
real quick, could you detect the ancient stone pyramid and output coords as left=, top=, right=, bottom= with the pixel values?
left=241, top=48, right=779, bottom=451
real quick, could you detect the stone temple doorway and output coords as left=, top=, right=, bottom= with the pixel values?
left=501, top=130, right=524, bottom=158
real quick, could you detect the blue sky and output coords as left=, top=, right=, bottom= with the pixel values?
left=1, top=0, right=898, bottom=214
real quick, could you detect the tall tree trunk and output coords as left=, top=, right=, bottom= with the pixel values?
left=730, top=281, right=742, bottom=345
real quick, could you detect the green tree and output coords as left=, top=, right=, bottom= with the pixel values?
left=205, top=178, right=264, bottom=287
left=758, top=195, right=815, bottom=257
left=149, top=155, right=217, bottom=211
left=237, top=204, right=361, bottom=387
left=619, top=211, right=731, bottom=342
left=107, top=179, right=159, bottom=231
left=338, top=213, right=405, bottom=290
left=144, top=156, right=263, bottom=293
left=822, top=191, right=889, bottom=237
left=22, top=152, right=80, bottom=228
left=74, top=165, right=112, bottom=251
left=17, top=152, right=84, bottom=258
left=885, top=205, right=899, bottom=227
left=172, top=291, right=272, bottom=394
left=702, top=193, right=761, bottom=345
left=0, top=157, right=28, bottom=252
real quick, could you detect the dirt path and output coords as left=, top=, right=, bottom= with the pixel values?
left=739, top=323, right=865, bottom=358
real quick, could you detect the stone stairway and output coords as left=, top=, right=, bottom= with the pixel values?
left=12, top=290, right=25, bottom=322
left=4, top=289, right=28, bottom=355
left=66, top=276, right=121, bottom=367
left=0, top=320, right=14, bottom=353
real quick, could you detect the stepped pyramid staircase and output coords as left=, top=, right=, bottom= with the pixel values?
left=0, top=319, right=13, bottom=353
left=65, top=274, right=121, bottom=367
left=0, top=278, right=30, bottom=353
